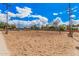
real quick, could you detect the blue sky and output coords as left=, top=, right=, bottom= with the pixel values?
left=0, top=3, right=69, bottom=22
left=0, top=3, right=79, bottom=28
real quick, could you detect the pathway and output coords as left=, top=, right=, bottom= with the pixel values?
left=0, top=31, right=10, bottom=56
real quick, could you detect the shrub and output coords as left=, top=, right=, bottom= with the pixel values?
left=59, top=24, right=67, bottom=31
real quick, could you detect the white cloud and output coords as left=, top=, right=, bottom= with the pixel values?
left=70, top=15, right=76, bottom=18
left=7, top=6, right=32, bottom=18
left=28, top=15, right=48, bottom=28
left=0, top=6, right=47, bottom=28
left=16, top=6, right=32, bottom=18
left=73, top=10, right=77, bottom=12
left=8, top=12, right=16, bottom=17
left=52, top=16, right=79, bottom=26
left=53, top=13, right=58, bottom=16
left=63, top=19, right=79, bottom=25
left=71, top=6, right=78, bottom=10
left=64, top=21, right=69, bottom=25
left=30, top=15, right=48, bottom=23
left=71, top=19, right=79, bottom=25
left=8, top=17, right=48, bottom=28
left=0, top=11, right=79, bottom=28
left=8, top=20, right=28, bottom=28
left=7, top=14, right=48, bottom=28
left=59, top=12, right=63, bottom=14
left=0, top=13, right=6, bottom=23
left=0, top=7, right=48, bottom=28
left=0, top=10, right=1, bottom=13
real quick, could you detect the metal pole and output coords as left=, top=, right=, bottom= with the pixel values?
left=68, top=3, right=73, bottom=37
left=2, top=3, right=14, bottom=34
left=5, top=3, right=8, bottom=34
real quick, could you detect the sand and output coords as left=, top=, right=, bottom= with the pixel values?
left=3, top=30, right=79, bottom=56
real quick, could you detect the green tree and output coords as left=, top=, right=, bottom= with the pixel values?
left=0, top=22, right=5, bottom=28
left=59, top=24, right=67, bottom=31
